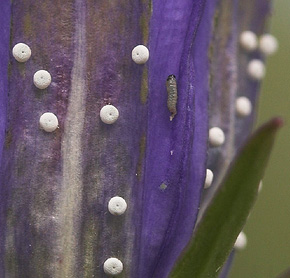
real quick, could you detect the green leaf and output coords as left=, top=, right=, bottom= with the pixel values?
left=170, top=118, right=283, bottom=278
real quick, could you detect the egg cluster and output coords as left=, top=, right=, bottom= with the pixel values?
left=13, top=43, right=57, bottom=132
left=12, top=41, right=149, bottom=276
left=100, top=44, right=149, bottom=275
left=204, top=32, right=278, bottom=190
left=12, top=27, right=276, bottom=268
left=204, top=31, right=278, bottom=252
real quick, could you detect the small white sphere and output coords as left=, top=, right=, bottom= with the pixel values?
left=108, top=196, right=127, bottom=216
left=234, top=231, right=247, bottom=250
left=259, top=34, right=278, bottom=56
left=247, top=59, right=265, bottom=80
left=236, top=97, right=252, bottom=117
left=204, top=169, right=214, bottom=189
left=258, top=180, right=263, bottom=193
left=100, top=105, right=119, bottom=124
left=239, top=31, right=258, bottom=52
left=33, top=70, right=52, bottom=89
left=209, top=127, right=225, bottom=147
left=103, top=258, right=123, bottom=276
left=39, top=112, right=59, bottom=132
left=12, top=43, right=31, bottom=62
left=131, top=45, right=149, bottom=64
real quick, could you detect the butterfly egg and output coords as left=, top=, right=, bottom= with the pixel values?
left=236, top=97, right=252, bottom=117
left=103, top=258, right=123, bottom=275
left=258, top=180, right=263, bottom=193
left=247, top=59, right=265, bottom=80
left=239, top=31, right=258, bottom=52
left=204, top=169, right=214, bottom=189
left=33, top=70, right=52, bottom=89
left=259, top=34, right=278, bottom=56
left=209, top=127, right=225, bottom=147
left=234, top=231, right=247, bottom=250
left=100, top=105, right=119, bottom=124
left=108, top=196, right=127, bottom=216
left=39, top=112, right=59, bottom=132
left=132, top=45, right=149, bottom=64
left=12, top=43, right=31, bottom=62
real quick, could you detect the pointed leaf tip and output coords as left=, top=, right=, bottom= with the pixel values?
left=169, top=117, right=283, bottom=278
left=276, top=267, right=290, bottom=278
left=262, top=117, right=284, bottom=130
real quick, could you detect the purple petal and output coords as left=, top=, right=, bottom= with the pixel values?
left=1, top=0, right=146, bottom=276
left=199, top=0, right=273, bottom=217
left=137, top=0, right=210, bottom=276
left=219, top=251, right=235, bottom=278
left=0, top=1, right=10, bottom=164
left=235, top=0, right=272, bottom=148
left=0, top=0, right=210, bottom=277
left=2, top=0, right=272, bottom=276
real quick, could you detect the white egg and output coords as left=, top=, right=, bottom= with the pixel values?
left=234, top=231, right=247, bottom=250
left=209, top=127, right=225, bottom=147
left=236, top=97, right=252, bottom=117
left=204, top=169, right=214, bottom=189
left=247, top=59, right=265, bottom=80
left=33, top=70, right=52, bottom=89
left=259, top=34, right=278, bottom=56
left=100, top=105, right=119, bottom=124
left=108, top=196, right=127, bottom=216
left=132, top=45, right=149, bottom=64
left=12, top=43, right=31, bottom=62
left=103, top=258, right=123, bottom=275
left=239, top=31, right=258, bottom=52
left=39, top=112, right=59, bottom=132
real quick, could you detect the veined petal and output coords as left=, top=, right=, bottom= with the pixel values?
left=197, top=0, right=273, bottom=276
left=200, top=0, right=273, bottom=218
left=1, top=0, right=273, bottom=277
left=137, top=0, right=216, bottom=276
left=235, top=0, right=272, bottom=148
left=0, top=1, right=10, bottom=164
left=199, top=0, right=239, bottom=217
left=1, top=0, right=148, bottom=277
left=0, top=0, right=210, bottom=277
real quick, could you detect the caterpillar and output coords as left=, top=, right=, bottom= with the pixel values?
left=166, top=74, right=178, bottom=121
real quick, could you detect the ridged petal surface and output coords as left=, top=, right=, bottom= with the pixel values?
left=0, top=1, right=10, bottom=164
left=138, top=0, right=208, bottom=277
left=0, top=0, right=209, bottom=277
left=200, top=0, right=273, bottom=217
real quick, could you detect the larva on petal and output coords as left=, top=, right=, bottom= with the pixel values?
left=166, top=74, right=178, bottom=121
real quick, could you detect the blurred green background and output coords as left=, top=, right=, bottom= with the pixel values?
left=231, top=0, right=290, bottom=277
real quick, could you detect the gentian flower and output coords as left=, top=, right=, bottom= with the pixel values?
left=0, top=0, right=281, bottom=277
